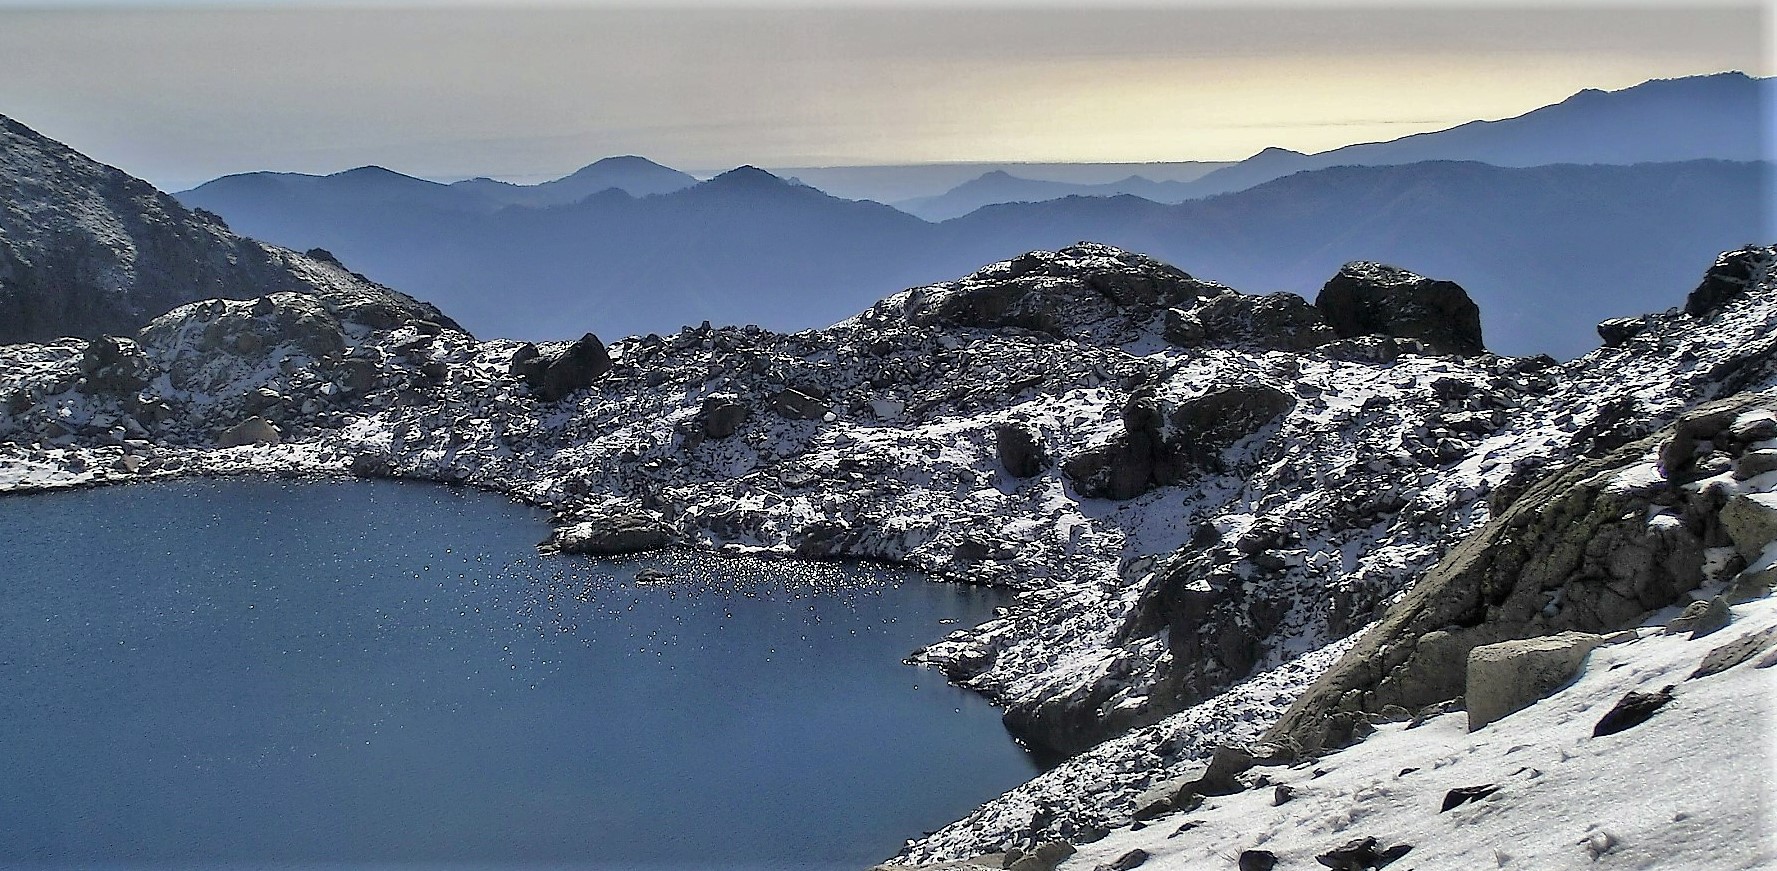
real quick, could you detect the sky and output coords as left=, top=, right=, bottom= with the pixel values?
left=0, top=1, right=1765, bottom=190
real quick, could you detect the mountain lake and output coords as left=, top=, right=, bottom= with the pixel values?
left=0, top=477, right=1037, bottom=870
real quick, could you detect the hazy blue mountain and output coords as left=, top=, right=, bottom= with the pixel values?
left=449, top=155, right=696, bottom=206
left=1179, top=72, right=1769, bottom=199
left=187, top=166, right=938, bottom=339
left=182, top=156, right=697, bottom=232
left=770, top=161, right=1231, bottom=203
left=179, top=151, right=1767, bottom=358
left=895, top=171, right=1184, bottom=221
left=902, top=72, right=1770, bottom=218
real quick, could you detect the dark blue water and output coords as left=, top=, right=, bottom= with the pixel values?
left=0, top=478, right=1034, bottom=870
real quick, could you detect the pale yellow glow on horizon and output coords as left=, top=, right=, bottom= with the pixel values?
left=0, top=5, right=1760, bottom=188
left=859, top=52, right=1747, bottom=166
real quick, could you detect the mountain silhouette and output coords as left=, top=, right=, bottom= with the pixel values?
left=901, top=72, right=1770, bottom=216
left=179, top=152, right=1766, bottom=358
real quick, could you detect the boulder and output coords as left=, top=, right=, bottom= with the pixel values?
left=1685, top=246, right=1773, bottom=318
left=1657, top=405, right=1742, bottom=482
left=552, top=512, right=674, bottom=555
left=1720, top=492, right=1777, bottom=560
left=1064, top=384, right=1293, bottom=500
left=1315, top=262, right=1485, bottom=356
left=1465, top=632, right=1604, bottom=729
left=994, top=423, right=1049, bottom=478
left=76, top=335, right=152, bottom=395
left=1184, top=292, right=1335, bottom=351
left=1662, top=596, right=1731, bottom=638
left=699, top=395, right=749, bottom=439
left=1592, top=685, right=1676, bottom=737
left=1734, top=449, right=1777, bottom=480
left=1315, top=837, right=1411, bottom=870
left=1237, top=851, right=1277, bottom=871
left=217, top=416, right=281, bottom=447
left=511, top=333, right=612, bottom=402
left=770, top=388, right=830, bottom=421
left=1005, top=841, right=1075, bottom=871
left=1690, top=624, right=1777, bottom=680
left=1597, top=316, right=1650, bottom=347
left=1101, top=849, right=1149, bottom=871
left=1440, top=784, right=1501, bottom=812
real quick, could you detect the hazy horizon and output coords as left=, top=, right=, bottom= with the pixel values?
left=0, top=2, right=1763, bottom=191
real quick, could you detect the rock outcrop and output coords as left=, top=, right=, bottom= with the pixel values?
left=1685, top=246, right=1774, bottom=318
left=901, top=244, right=1216, bottom=340
left=1269, top=393, right=1777, bottom=752
left=1315, top=262, right=1486, bottom=356
left=0, top=113, right=461, bottom=344
left=550, top=510, right=675, bottom=555
left=511, top=333, right=612, bottom=402
left=1062, top=384, right=1294, bottom=500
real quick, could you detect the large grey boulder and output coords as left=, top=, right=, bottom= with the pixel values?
left=76, top=335, right=152, bottom=395
left=1315, top=262, right=1485, bottom=356
left=995, top=423, right=1049, bottom=479
left=1005, top=841, right=1075, bottom=871
left=217, top=416, right=281, bottom=447
left=1466, top=632, right=1604, bottom=729
left=1720, top=492, right=1777, bottom=560
left=770, top=388, right=830, bottom=421
left=511, top=333, right=612, bottom=402
left=552, top=511, right=674, bottom=556
left=699, top=394, right=750, bottom=439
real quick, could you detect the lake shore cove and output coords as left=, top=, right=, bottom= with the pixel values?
left=3, top=243, right=1774, bottom=866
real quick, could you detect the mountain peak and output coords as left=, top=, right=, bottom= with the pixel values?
left=565, top=155, right=674, bottom=176
left=332, top=165, right=413, bottom=180
left=704, top=165, right=792, bottom=189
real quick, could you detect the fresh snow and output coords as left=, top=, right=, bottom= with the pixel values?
left=1056, top=596, right=1777, bottom=871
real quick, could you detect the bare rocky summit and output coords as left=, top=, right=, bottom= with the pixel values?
left=0, top=114, right=457, bottom=344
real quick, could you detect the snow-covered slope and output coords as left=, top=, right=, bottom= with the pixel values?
left=1, top=240, right=1772, bottom=867
left=1034, top=593, right=1776, bottom=871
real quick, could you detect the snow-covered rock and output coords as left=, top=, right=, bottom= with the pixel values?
left=1016, top=594, right=1777, bottom=871
left=1465, top=632, right=1605, bottom=730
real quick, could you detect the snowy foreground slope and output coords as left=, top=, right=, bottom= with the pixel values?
left=1, top=240, right=1774, bottom=866
left=1042, top=594, right=1776, bottom=871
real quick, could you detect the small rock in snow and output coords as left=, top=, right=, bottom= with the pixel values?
left=1592, top=685, right=1677, bottom=737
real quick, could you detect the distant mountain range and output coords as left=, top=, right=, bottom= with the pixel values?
left=168, top=71, right=1771, bottom=357
left=181, top=155, right=1768, bottom=358
left=769, top=161, right=1233, bottom=205
left=184, top=154, right=698, bottom=222
left=894, top=72, right=1771, bottom=219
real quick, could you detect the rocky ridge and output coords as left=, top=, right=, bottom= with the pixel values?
left=1, top=228, right=1773, bottom=863
left=0, top=114, right=458, bottom=345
